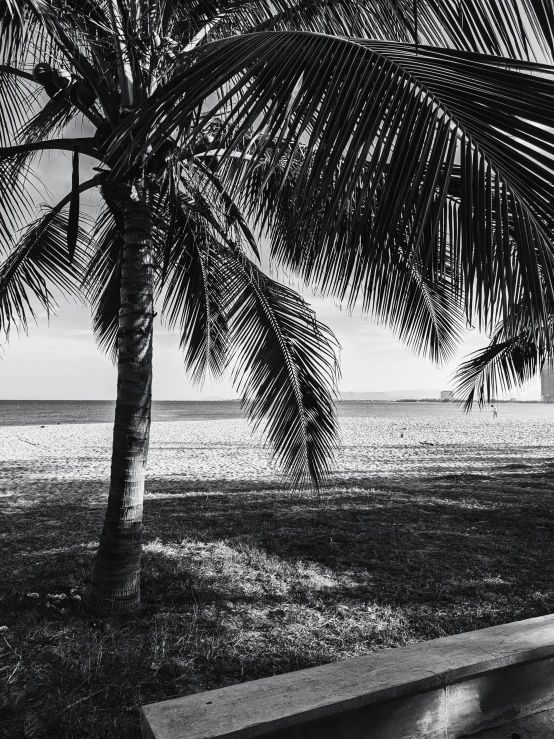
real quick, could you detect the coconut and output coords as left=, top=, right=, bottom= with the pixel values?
left=72, top=80, right=97, bottom=108
left=51, top=68, right=72, bottom=90
left=33, top=63, right=52, bottom=84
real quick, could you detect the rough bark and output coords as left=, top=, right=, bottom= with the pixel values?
left=86, top=191, right=154, bottom=614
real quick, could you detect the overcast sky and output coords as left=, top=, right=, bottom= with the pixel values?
left=0, top=146, right=541, bottom=401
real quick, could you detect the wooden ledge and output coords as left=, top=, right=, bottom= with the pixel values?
left=141, top=613, right=554, bottom=739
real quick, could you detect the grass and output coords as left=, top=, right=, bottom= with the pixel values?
left=2, top=468, right=554, bottom=738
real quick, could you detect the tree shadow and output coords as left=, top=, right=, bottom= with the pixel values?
left=2, top=459, right=554, bottom=738
left=3, top=458, right=554, bottom=618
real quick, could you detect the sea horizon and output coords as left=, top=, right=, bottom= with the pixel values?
left=0, top=398, right=552, bottom=427
left=0, top=397, right=541, bottom=403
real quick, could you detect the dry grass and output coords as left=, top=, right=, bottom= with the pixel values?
left=2, top=466, right=554, bottom=738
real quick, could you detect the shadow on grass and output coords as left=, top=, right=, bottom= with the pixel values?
left=1, top=463, right=554, bottom=738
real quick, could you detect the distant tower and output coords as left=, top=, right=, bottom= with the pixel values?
left=541, top=366, right=554, bottom=403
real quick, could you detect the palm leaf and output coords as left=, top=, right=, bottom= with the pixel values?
left=454, top=287, right=554, bottom=409
left=18, top=94, right=77, bottom=144
left=249, top=0, right=411, bottom=39
left=157, top=170, right=339, bottom=488
left=0, top=206, right=90, bottom=338
left=0, top=65, right=34, bottom=147
left=20, top=0, right=119, bottom=126
left=0, top=0, right=52, bottom=65
left=116, top=33, right=554, bottom=353
left=0, top=67, right=41, bottom=254
left=175, top=0, right=408, bottom=45
left=221, top=244, right=340, bottom=489
left=191, top=157, right=260, bottom=260
left=0, top=62, right=96, bottom=257
left=420, top=0, right=554, bottom=61
left=160, top=191, right=230, bottom=385
left=0, top=155, right=37, bottom=256
left=169, top=0, right=554, bottom=59
left=454, top=328, right=547, bottom=411
left=85, top=202, right=123, bottom=362
left=232, top=136, right=465, bottom=364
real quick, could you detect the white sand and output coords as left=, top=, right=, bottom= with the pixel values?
left=1, top=414, right=553, bottom=502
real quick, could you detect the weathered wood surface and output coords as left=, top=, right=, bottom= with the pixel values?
left=448, top=656, right=554, bottom=736
left=141, top=614, right=554, bottom=739
left=465, top=708, right=554, bottom=738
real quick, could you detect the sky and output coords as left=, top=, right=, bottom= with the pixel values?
left=0, top=288, right=541, bottom=401
left=0, top=141, right=542, bottom=402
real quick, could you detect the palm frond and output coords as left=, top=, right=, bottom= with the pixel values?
left=160, top=192, right=230, bottom=385
left=157, top=169, right=339, bottom=488
left=191, top=157, right=260, bottom=260
left=174, top=0, right=411, bottom=45
left=249, top=0, right=412, bottom=39
left=18, top=94, right=77, bottom=144
left=0, top=206, right=90, bottom=339
left=0, top=68, right=43, bottom=252
left=85, top=201, right=123, bottom=362
left=0, top=137, right=97, bottom=260
left=0, top=154, right=40, bottom=256
left=26, top=1, right=119, bottom=126
left=0, top=0, right=25, bottom=58
left=168, top=0, right=554, bottom=59
left=0, top=65, right=34, bottom=147
left=0, top=0, right=52, bottom=65
left=233, top=137, right=465, bottom=364
left=221, top=244, right=340, bottom=489
left=454, top=283, right=554, bottom=409
left=420, top=0, right=554, bottom=61
left=120, top=33, right=554, bottom=353
left=454, top=328, right=547, bottom=411
left=0, top=66, right=46, bottom=258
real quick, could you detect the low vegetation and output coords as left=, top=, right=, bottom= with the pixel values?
left=2, top=468, right=554, bottom=738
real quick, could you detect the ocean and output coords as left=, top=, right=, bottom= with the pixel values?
left=0, top=399, right=553, bottom=427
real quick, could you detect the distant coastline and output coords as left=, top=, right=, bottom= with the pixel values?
left=0, top=397, right=540, bottom=404
left=393, top=398, right=540, bottom=404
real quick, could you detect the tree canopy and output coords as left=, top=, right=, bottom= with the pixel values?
left=1, top=0, right=554, bottom=467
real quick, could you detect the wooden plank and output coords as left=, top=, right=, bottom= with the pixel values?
left=448, top=656, right=554, bottom=736
left=259, top=688, right=448, bottom=739
left=141, top=614, right=554, bottom=739
left=465, top=708, right=554, bottom=738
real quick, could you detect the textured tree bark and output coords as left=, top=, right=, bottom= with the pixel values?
left=86, top=191, right=154, bottom=614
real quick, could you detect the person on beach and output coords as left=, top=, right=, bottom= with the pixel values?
left=491, top=404, right=498, bottom=419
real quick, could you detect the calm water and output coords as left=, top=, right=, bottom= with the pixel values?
left=0, top=399, right=553, bottom=427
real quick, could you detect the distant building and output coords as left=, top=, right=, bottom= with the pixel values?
left=440, top=391, right=454, bottom=401
left=541, top=366, right=554, bottom=403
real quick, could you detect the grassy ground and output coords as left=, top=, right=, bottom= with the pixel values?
left=2, top=468, right=554, bottom=738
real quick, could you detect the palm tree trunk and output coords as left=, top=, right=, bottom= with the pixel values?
left=86, top=190, right=154, bottom=615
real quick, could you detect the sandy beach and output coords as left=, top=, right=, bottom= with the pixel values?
left=1, top=413, right=554, bottom=506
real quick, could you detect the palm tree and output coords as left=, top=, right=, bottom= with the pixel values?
left=1, top=1, right=554, bottom=615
